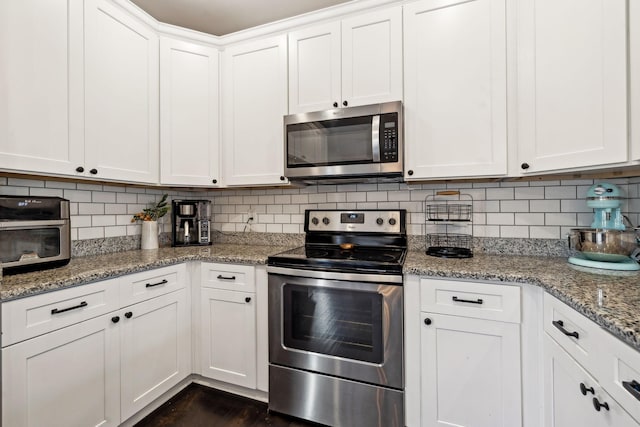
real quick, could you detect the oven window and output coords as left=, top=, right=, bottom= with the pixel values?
left=282, top=284, right=383, bottom=364
left=0, top=229, right=61, bottom=263
left=287, top=116, right=374, bottom=167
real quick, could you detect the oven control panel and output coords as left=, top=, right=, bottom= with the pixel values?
left=306, top=210, right=404, bottom=233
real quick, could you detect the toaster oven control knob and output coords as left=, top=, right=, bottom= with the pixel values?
left=376, top=218, right=384, bottom=225
left=322, top=217, right=330, bottom=225
left=312, top=217, right=319, bottom=225
left=389, top=218, right=397, bottom=226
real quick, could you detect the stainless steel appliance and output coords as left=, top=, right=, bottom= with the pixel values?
left=0, top=196, right=71, bottom=273
left=171, top=200, right=211, bottom=246
left=284, top=101, right=403, bottom=183
left=267, top=209, right=406, bottom=427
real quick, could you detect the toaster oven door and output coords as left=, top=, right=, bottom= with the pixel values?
left=0, top=220, right=71, bottom=270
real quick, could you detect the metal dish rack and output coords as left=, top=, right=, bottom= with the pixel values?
left=425, top=191, right=473, bottom=258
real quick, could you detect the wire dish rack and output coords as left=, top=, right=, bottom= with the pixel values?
left=425, top=191, right=473, bottom=258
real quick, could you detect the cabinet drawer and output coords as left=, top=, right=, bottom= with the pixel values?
left=1, top=279, right=120, bottom=347
left=543, top=293, right=603, bottom=377
left=201, top=262, right=255, bottom=292
left=420, top=278, right=521, bottom=323
left=119, top=264, right=186, bottom=306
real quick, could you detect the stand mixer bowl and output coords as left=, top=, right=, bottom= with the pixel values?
left=568, top=228, right=639, bottom=262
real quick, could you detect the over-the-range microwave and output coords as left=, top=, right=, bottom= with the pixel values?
left=283, top=101, right=403, bottom=184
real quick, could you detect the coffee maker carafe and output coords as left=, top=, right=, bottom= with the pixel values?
left=172, top=200, right=212, bottom=246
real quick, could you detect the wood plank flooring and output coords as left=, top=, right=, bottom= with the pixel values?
left=134, top=383, right=321, bottom=427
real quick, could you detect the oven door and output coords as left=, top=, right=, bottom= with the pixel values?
left=268, top=268, right=403, bottom=389
left=0, top=220, right=71, bottom=270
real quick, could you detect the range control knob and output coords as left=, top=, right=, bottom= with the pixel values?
left=376, top=218, right=384, bottom=225
left=389, top=218, right=397, bottom=226
left=311, top=217, right=319, bottom=225
left=322, top=217, right=330, bottom=225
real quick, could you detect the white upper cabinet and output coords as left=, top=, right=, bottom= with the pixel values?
left=0, top=0, right=84, bottom=176
left=84, top=0, right=159, bottom=183
left=288, top=6, right=403, bottom=114
left=631, top=0, right=640, bottom=162
left=221, top=35, right=289, bottom=186
left=160, top=37, right=220, bottom=186
left=516, top=0, right=628, bottom=174
left=403, top=0, right=508, bottom=180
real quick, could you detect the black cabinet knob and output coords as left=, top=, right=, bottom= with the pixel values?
left=407, top=170, right=414, bottom=176
left=333, top=102, right=338, bottom=108
left=245, top=297, right=251, bottom=303
left=424, top=318, right=432, bottom=325
left=76, top=166, right=85, bottom=173
left=389, top=218, right=397, bottom=226
left=89, top=168, right=98, bottom=175
left=376, top=218, right=384, bottom=225
left=342, top=100, right=348, bottom=107
left=212, top=179, right=217, bottom=184
left=592, top=398, right=610, bottom=412
left=124, top=312, right=133, bottom=319
left=521, top=163, right=530, bottom=170
left=280, top=176, right=286, bottom=181
left=111, top=316, right=120, bottom=323
left=580, top=383, right=595, bottom=396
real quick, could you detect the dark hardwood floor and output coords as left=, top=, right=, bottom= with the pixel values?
left=134, top=383, right=321, bottom=427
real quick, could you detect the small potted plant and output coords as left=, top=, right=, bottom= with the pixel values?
left=132, top=194, right=170, bottom=249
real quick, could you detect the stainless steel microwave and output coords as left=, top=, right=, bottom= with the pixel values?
left=284, top=101, right=403, bottom=183
left=0, top=196, right=71, bottom=273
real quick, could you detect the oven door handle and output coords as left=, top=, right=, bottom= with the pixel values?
left=267, top=265, right=402, bottom=284
left=0, top=219, right=68, bottom=229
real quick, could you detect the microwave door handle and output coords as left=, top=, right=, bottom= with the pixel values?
left=371, top=115, right=381, bottom=162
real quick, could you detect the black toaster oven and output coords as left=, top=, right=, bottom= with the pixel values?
left=0, top=196, right=71, bottom=274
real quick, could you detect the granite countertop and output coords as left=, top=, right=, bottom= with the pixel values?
left=2, top=244, right=640, bottom=352
left=405, top=251, right=640, bottom=351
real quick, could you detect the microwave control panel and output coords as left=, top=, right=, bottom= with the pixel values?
left=381, top=114, right=398, bottom=163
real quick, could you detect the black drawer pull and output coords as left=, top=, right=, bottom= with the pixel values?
left=552, top=319, right=579, bottom=339
left=452, top=296, right=483, bottom=305
left=623, top=380, right=640, bottom=401
left=146, top=279, right=168, bottom=288
left=51, top=301, right=88, bottom=315
left=592, top=397, right=610, bottom=412
left=580, top=383, right=595, bottom=396
left=217, top=275, right=236, bottom=281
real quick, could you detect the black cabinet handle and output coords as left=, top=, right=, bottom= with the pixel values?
left=580, top=383, right=595, bottom=396
left=75, top=166, right=85, bottom=173
left=280, top=176, right=286, bottom=181
left=245, top=297, right=251, bottom=303
left=333, top=102, right=338, bottom=108
left=111, top=316, right=120, bottom=323
left=217, top=275, right=236, bottom=280
left=342, top=100, right=348, bottom=107
left=51, top=301, right=88, bottom=315
left=452, top=296, right=483, bottom=305
left=521, top=163, right=530, bottom=170
left=623, top=380, right=640, bottom=401
left=407, top=170, right=414, bottom=176
left=146, top=279, right=168, bottom=288
left=89, top=168, right=98, bottom=175
left=424, top=318, right=432, bottom=325
left=124, top=311, right=133, bottom=319
left=592, top=397, right=609, bottom=412
left=212, top=179, right=217, bottom=184
left=552, top=320, right=579, bottom=339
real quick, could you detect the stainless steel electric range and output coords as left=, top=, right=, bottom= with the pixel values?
left=267, top=209, right=407, bottom=427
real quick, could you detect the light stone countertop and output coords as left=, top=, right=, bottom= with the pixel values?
left=2, top=245, right=640, bottom=351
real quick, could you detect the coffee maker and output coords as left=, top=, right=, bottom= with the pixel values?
left=171, top=200, right=212, bottom=246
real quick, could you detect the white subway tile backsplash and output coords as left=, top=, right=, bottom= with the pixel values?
left=487, top=213, right=515, bottom=225
left=92, top=191, right=116, bottom=203
left=486, top=188, right=515, bottom=200
left=7, top=177, right=45, bottom=187
left=514, top=187, right=545, bottom=200
left=545, top=212, right=577, bottom=226
left=530, top=200, right=560, bottom=213
left=92, top=215, right=116, bottom=227
left=500, top=226, right=529, bottom=238
left=515, top=213, right=545, bottom=226
left=545, top=186, right=577, bottom=200
left=309, top=193, right=327, bottom=204
left=78, top=227, right=104, bottom=240
left=367, top=191, right=387, bottom=202
left=500, top=200, right=529, bottom=213
left=530, top=226, right=561, bottom=239
left=346, top=192, right=366, bottom=202
left=116, top=193, right=138, bottom=204
left=64, top=189, right=92, bottom=202
left=78, top=203, right=104, bottom=215
left=29, top=187, right=64, bottom=197
left=72, top=216, right=92, bottom=228
left=0, top=186, right=26, bottom=196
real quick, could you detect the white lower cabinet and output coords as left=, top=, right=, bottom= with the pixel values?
left=2, top=313, right=121, bottom=427
left=199, top=262, right=258, bottom=390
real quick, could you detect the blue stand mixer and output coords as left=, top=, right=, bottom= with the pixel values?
left=568, top=183, right=640, bottom=271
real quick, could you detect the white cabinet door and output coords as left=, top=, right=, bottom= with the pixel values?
left=120, top=288, right=191, bottom=421
left=2, top=314, right=120, bottom=427
left=421, top=312, right=521, bottom=427
left=0, top=0, right=84, bottom=176
left=631, top=0, right=640, bottom=162
left=160, top=37, right=220, bottom=186
left=404, top=0, right=507, bottom=179
left=516, top=0, right=627, bottom=174
left=341, top=6, right=403, bottom=108
left=84, top=0, right=159, bottom=183
left=200, top=287, right=256, bottom=389
left=288, top=22, right=341, bottom=114
left=221, top=35, right=288, bottom=186
left=544, top=334, right=638, bottom=427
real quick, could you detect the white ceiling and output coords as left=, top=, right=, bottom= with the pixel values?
left=130, top=0, right=353, bottom=36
